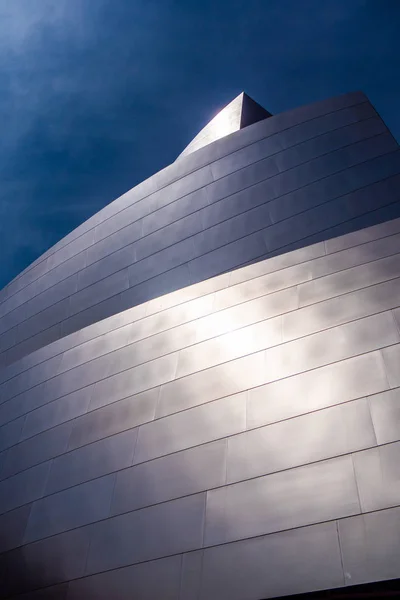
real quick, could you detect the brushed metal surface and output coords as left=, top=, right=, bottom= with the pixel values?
left=1, top=92, right=400, bottom=599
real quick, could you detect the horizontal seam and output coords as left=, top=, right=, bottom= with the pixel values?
left=1, top=243, right=400, bottom=410
left=2, top=438, right=400, bottom=561
left=0, top=314, right=399, bottom=463
left=2, top=375, right=398, bottom=492
left=0, top=141, right=398, bottom=351
left=0, top=114, right=384, bottom=321
left=1, top=205, right=400, bottom=388
left=3, top=504, right=397, bottom=593
left=3, top=98, right=368, bottom=293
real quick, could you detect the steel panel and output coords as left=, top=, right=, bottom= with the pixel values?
left=105, top=320, right=197, bottom=376
left=135, top=211, right=203, bottom=262
left=0, top=460, right=51, bottom=514
left=227, top=398, right=376, bottom=484
left=15, top=583, right=69, bottom=599
left=61, top=291, right=126, bottom=338
left=175, top=316, right=282, bottom=379
left=18, top=353, right=65, bottom=397
left=275, top=118, right=385, bottom=173
left=202, top=92, right=365, bottom=172
left=46, top=228, right=94, bottom=270
left=121, top=263, right=192, bottom=310
left=21, top=386, right=92, bottom=440
left=127, top=293, right=215, bottom=346
left=205, top=455, right=360, bottom=546
left=45, top=428, right=137, bottom=494
left=264, top=311, right=399, bottom=385
left=2, top=421, right=73, bottom=479
left=111, top=438, right=226, bottom=515
left=24, top=473, right=115, bottom=543
left=200, top=521, right=343, bottom=600
left=69, top=268, right=129, bottom=316
left=208, top=154, right=280, bottom=205
left=77, top=245, right=135, bottom=291
left=57, top=323, right=133, bottom=373
left=194, top=286, right=298, bottom=342
left=325, top=213, right=400, bottom=254
left=312, top=232, right=400, bottom=279
left=141, top=186, right=209, bottom=238
left=158, top=351, right=265, bottom=418
left=369, top=388, right=400, bottom=444
left=214, top=261, right=312, bottom=312
left=228, top=240, right=325, bottom=287
left=85, top=492, right=206, bottom=574
left=247, top=351, right=388, bottom=429
left=67, top=555, right=182, bottom=600
left=68, top=387, right=158, bottom=450
left=43, top=354, right=113, bottom=403
left=86, top=219, right=142, bottom=266
left=32, top=254, right=83, bottom=298
left=269, top=154, right=400, bottom=225
left=298, top=252, right=400, bottom=307
left=0, top=527, right=91, bottom=597
left=0, top=414, right=26, bottom=452
left=180, top=551, right=204, bottom=600
left=283, top=278, right=400, bottom=342
left=201, top=178, right=275, bottom=232
left=134, top=393, right=246, bottom=464
left=5, top=323, right=62, bottom=366
left=210, top=103, right=374, bottom=181
left=339, top=507, right=400, bottom=586
left=353, top=442, right=400, bottom=512
left=22, top=527, right=92, bottom=590
left=90, top=351, right=179, bottom=411
left=189, top=232, right=267, bottom=283
left=128, top=237, right=197, bottom=288
left=382, top=344, right=400, bottom=388
left=0, top=503, right=32, bottom=553
left=0, top=382, right=47, bottom=428
left=193, top=202, right=272, bottom=256
left=15, top=298, right=70, bottom=344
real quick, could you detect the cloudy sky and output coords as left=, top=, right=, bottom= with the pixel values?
left=0, top=0, right=399, bottom=288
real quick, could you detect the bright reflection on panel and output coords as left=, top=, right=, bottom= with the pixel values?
left=210, top=108, right=238, bottom=140
left=178, top=93, right=244, bottom=158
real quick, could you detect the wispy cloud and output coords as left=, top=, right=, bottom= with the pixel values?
left=0, top=0, right=398, bottom=288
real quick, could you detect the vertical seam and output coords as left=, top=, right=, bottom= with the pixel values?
left=178, top=552, right=184, bottom=600
left=391, top=308, right=400, bottom=337
left=82, top=526, right=93, bottom=577
left=378, top=348, right=392, bottom=390
left=224, top=437, right=229, bottom=486
left=336, top=520, right=347, bottom=586
left=350, top=452, right=363, bottom=514
left=197, top=549, right=205, bottom=600
left=131, top=426, right=140, bottom=467
left=201, top=492, right=207, bottom=549
left=365, top=395, right=378, bottom=447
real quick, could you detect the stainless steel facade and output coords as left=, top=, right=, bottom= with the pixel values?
left=0, top=91, right=399, bottom=599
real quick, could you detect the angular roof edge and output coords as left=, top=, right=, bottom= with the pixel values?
left=177, top=92, right=272, bottom=159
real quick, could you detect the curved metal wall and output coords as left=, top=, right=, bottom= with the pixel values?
left=0, top=92, right=400, bottom=599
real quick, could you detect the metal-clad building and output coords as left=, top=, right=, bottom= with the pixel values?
left=0, top=91, right=399, bottom=599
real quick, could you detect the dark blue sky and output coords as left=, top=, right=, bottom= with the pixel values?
left=1, top=0, right=399, bottom=288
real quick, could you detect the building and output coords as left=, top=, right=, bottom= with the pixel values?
left=0, top=91, right=399, bottom=599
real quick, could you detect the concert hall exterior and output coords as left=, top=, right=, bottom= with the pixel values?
left=0, top=91, right=400, bottom=599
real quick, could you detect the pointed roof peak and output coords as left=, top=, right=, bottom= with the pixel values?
left=178, top=93, right=271, bottom=159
